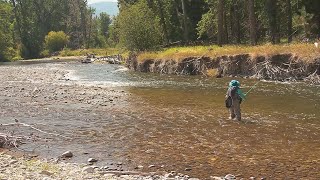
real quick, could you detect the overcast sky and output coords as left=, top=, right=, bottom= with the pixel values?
left=88, top=0, right=117, bottom=4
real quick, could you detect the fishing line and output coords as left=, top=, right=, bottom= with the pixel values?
left=245, top=81, right=260, bottom=123
left=245, top=81, right=260, bottom=96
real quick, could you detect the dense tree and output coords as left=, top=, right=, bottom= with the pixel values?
left=248, top=0, right=257, bottom=45
left=266, top=0, right=280, bottom=44
left=287, top=0, right=293, bottom=43
left=181, top=0, right=189, bottom=42
left=116, top=0, right=162, bottom=50
left=217, top=0, right=224, bottom=46
left=0, top=1, right=15, bottom=61
left=1, top=0, right=320, bottom=60
left=99, top=12, right=112, bottom=40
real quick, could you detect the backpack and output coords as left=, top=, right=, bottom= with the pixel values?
left=225, top=86, right=239, bottom=108
left=225, top=96, right=232, bottom=108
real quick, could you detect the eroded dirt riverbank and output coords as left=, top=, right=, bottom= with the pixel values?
left=127, top=53, right=320, bottom=84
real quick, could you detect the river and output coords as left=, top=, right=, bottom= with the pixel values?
left=1, top=61, right=319, bottom=179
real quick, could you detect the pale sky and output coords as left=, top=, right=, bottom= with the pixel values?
left=88, top=0, right=117, bottom=4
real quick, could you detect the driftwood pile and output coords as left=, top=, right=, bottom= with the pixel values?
left=81, top=54, right=122, bottom=64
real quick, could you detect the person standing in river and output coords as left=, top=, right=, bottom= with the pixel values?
left=225, top=80, right=246, bottom=121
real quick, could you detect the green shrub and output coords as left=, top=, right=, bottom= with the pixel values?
left=59, top=48, right=73, bottom=56
left=45, top=31, right=69, bottom=53
left=40, top=50, right=50, bottom=58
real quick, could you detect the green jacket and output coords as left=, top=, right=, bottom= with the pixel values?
left=228, top=80, right=246, bottom=100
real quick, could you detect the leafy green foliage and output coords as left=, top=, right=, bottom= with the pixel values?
left=99, top=12, right=112, bottom=40
left=1, top=0, right=320, bottom=60
left=197, top=9, right=217, bottom=39
left=45, top=31, right=69, bottom=53
left=116, top=0, right=163, bottom=50
left=0, top=1, right=15, bottom=61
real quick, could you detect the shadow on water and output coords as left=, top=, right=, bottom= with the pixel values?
left=1, top=62, right=319, bottom=179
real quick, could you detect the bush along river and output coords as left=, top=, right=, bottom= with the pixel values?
left=0, top=60, right=319, bottom=179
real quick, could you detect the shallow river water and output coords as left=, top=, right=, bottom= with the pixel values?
left=1, top=61, right=320, bottom=179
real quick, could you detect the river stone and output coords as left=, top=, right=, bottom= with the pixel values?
left=9, top=160, right=18, bottom=165
left=40, top=170, right=53, bottom=176
left=61, top=151, right=73, bottom=158
left=210, top=176, right=224, bottom=180
left=225, top=174, right=236, bottom=180
left=120, top=175, right=131, bottom=179
left=42, top=177, right=53, bottom=180
left=185, top=167, right=192, bottom=171
left=148, top=165, right=155, bottom=168
left=135, top=165, right=143, bottom=169
left=104, top=173, right=115, bottom=178
left=88, top=158, right=98, bottom=163
left=82, top=166, right=94, bottom=173
left=165, top=173, right=175, bottom=178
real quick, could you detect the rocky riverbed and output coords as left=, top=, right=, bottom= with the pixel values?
left=1, top=61, right=319, bottom=179
left=0, top=152, right=209, bottom=180
left=0, top=62, right=206, bottom=180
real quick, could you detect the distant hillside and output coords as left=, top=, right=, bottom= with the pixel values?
left=89, top=2, right=119, bottom=17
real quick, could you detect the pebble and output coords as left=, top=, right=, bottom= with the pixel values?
left=42, top=177, right=53, bottom=180
left=120, top=175, right=130, bottom=179
left=82, top=166, right=94, bottom=173
left=61, top=151, right=73, bottom=158
left=165, top=173, right=175, bottom=178
left=135, top=165, right=143, bottom=169
left=148, top=165, right=155, bottom=168
left=88, top=158, right=98, bottom=163
left=9, top=160, right=18, bottom=165
left=40, top=170, right=53, bottom=176
left=210, top=176, right=224, bottom=180
left=185, top=167, right=192, bottom=171
left=103, top=173, right=115, bottom=178
left=225, top=174, right=236, bottom=180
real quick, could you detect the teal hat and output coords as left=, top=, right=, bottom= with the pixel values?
left=229, top=80, right=240, bottom=87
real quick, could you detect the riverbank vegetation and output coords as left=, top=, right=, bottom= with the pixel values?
left=137, top=43, right=320, bottom=63
left=0, top=0, right=320, bottom=61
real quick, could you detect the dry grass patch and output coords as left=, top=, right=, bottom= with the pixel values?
left=206, top=68, right=219, bottom=77
left=137, top=43, right=320, bottom=63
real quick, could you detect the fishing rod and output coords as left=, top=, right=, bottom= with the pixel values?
left=245, top=81, right=260, bottom=96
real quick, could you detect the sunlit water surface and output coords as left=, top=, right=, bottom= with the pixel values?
left=1, top=62, right=319, bottom=179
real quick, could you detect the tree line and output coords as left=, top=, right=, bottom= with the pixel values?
left=114, top=0, right=320, bottom=49
left=0, top=0, right=111, bottom=61
left=0, top=0, right=320, bottom=61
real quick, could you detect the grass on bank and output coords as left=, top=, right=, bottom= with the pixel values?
left=137, top=43, right=320, bottom=63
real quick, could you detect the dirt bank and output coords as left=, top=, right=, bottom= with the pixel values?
left=126, top=53, right=320, bottom=83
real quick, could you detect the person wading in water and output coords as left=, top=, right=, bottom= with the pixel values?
left=225, top=80, right=246, bottom=121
